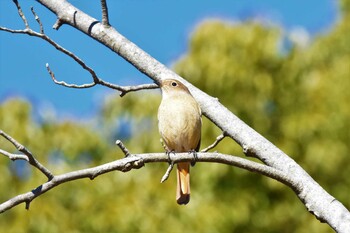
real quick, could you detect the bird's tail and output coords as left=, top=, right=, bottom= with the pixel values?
left=176, top=162, right=190, bottom=205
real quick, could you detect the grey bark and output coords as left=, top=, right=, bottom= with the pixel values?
left=33, top=0, right=350, bottom=232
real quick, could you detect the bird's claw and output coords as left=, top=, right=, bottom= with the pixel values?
left=166, top=150, right=176, bottom=165
left=189, top=150, right=198, bottom=167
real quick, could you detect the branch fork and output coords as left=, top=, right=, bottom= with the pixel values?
left=2, top=1, right=350, bottom=232
left=1, top=1, right=159, bottom=97
left=0, top=131, right=291, bottom=213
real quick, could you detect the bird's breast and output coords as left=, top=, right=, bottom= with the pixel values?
left=158, top=96, right=201, bottom=152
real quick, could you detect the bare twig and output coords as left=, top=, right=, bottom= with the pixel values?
left=0, top=151, right=293, bottom=214
left=201, top=131, right=227, bottom=152
left=0, top=149, right=29, bottom=161
left=160, top=162, right=174, bottom=183
left=3, top=1, right=350, bottom=231
left=100, top=0, right=110, bottom=26
left=118, top=83, right=159, bottom=97
left=46, top=63, right=158, bottom=94
left=0, top=1, right=159, bottom=97
left=115, top=140, right=130, bottom=157
left=52, top=19, right=63, bottom=30
left=30, top=7, right=44, bottom=34
left=46, top=63, right=96, bottom=88
left=0, top=130, right=54, bottom=180
left=13, top=0, right=29, bottom=29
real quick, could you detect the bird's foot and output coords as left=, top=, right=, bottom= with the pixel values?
left=189, top=149, right=198, bottom=167
left=166, top=150, right=176, bottom=165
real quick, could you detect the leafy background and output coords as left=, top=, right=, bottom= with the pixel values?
left=1, top=0, right=350, bottom=232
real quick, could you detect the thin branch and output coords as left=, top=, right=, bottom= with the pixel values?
left=160, top=162, right=174, bottom=183
left=43, top=34, right=158, bottom=94
left=52, top=19, right=63, bottom=30
left=0, top=151, right=292, bottom=214
left=117, top=83, right=159, bottom=97
left=46, top=63, right=158, bottom=94
left=30, top=7, right=44, bottom=34
left=0, top=156, right=139, bottom=213
left=3, top=1, right=350, bottom=231
left=0, top=2, right=159, bottom=97
left=13, top=0, right=29, bottom=29
left=201, top=131, right=227, bottom=152
left=46, top=63, right=96, bottom=88
left=115, top=140, right=130, bottom=157
left=100, top=0, right=110, bottom=26
left=0, top=130, right=54, bottom=180
left=0, top=149, right=29, bottom=161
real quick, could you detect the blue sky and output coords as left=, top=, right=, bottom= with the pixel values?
left=0, top=0, right=338, bottom=119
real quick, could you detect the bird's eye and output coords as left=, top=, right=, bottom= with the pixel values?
left=171, top=82, right=177, bottom=87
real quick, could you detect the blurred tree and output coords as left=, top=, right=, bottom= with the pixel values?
left=340, top=0, right=350, bottom=15
left=174, top=11, right=350, bottom=233
left=1, top=0, right=350, bottom=232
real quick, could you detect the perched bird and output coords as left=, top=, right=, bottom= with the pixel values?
left=158, top=79, right=202, bottom=205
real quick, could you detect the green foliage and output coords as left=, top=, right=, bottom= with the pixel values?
left=1, top=2, right=350, bottom=232
left=175, top=14, right=350, bottom=233
left=340, top=0, right=350, bottom=15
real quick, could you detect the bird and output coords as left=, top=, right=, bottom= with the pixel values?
left=157, top=79, right=202, bottom=205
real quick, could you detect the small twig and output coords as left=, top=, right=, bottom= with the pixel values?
left=25, top=202, right=30, bottom=210
left=46, top=63, right=96, bottom=88
left=1, top=28, right=159, bottom=96
left=1, top=1, right=159, bottom=97
left=118, top=83, right=159, bottom=97
left=0, top=149, right=29, bottom=161
left=13, top=0, right=29, bottom=29
left=160, top=162, right=174, bottom=183
left=0, top=130, right=54, bottom=180
left=52, top=19, right=63, bottom=30
left=100, top=0, right=110, bottom=26
left=45, top=63, right=158, bottom=94
left=30, top=7, right=44, bottom=34
left=116, top=140, right=130, bottom=157
left=201, top=131, right=227, bottom=152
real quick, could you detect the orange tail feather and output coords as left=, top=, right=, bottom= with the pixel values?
left=176, top=162, right=190, bottom=205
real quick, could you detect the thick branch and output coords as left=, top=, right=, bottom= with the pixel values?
left=0, top=152, right=292, bottom=214
left=1, top=1, right=349, bottom=231
left=31, top=1, right=350, bottom=231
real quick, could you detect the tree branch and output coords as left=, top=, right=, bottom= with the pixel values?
left=0, top=149, right=29, bottom=161
left=160, top=161, right=174, bottom=183
left=30, top=6, right=44, bottom=34
left=46, top=63, right=158, bottom=96
left=115, top=140, right=131, bottom=157
left=0, top=130, right=54, bottom=180
left=13, top=0, right=29, bottom=29
left=100, top=0, right=110, bottom=26
left=2, top=1, right=350, bottom=232
left=29, top=1, right=350, bottom=231
left=0, top=3, right=159, bottom=97
left=0, top=151, right=292, bottom=214
left=201, top=131, right=227, bottom=152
